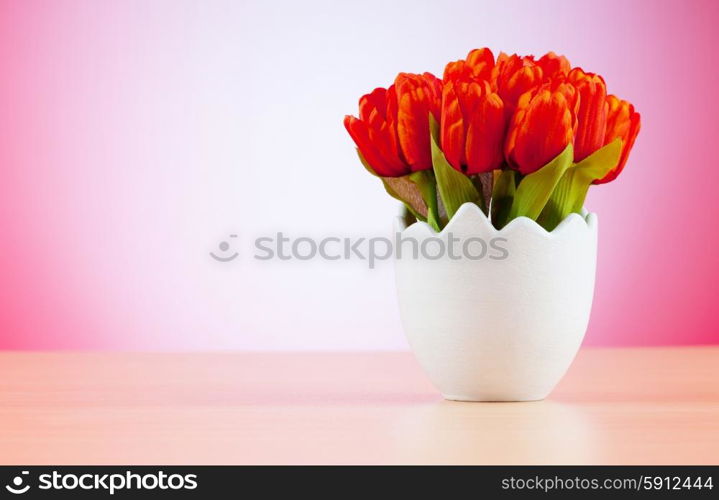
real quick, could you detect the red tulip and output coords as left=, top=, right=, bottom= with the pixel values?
left=568, top=67, right=608, bottom=162
left=344, top=88, right=405, bottom=177
left=504, top=79, right=578, bottom=175
left=493, top=53, right=544, bottom=111
left=345, top=47, right=640, bottom=192
left=593, top=95, right=641, bottom=184
left=395, top=72, right=442, bottom=171
left=440, top=78, right=506, bottom=174
left=536, top=51, right=571, bottom=80
left=344, top=72, right=441, bottom=177
left=443, top=47, right=495, bottom=83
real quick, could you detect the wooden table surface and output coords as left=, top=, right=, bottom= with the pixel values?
left=0, top=348, right=717, bottom=465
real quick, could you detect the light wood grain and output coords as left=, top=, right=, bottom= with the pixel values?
left=0, top=348, right=717, bottom=465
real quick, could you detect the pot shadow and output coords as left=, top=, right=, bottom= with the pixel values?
left=388, top=399, right=600, bottom=464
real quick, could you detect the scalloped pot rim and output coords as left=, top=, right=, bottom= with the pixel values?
left=398, top=202, right=597, bottom=240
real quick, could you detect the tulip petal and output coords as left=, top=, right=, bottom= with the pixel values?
left=505, top=89, right=575, bottom=175
left=359, top=88, right=387, bottom=121
left=395, top=73, right=441, bottom=171
left=570, top=69, right=608, bottom=161
left=494, top=54, right=543, bottom=109
left=344, top=115, right=406, bottom=177
left=440, top=81, right=465, bottom=170
left=537, top=52, right=571, bottom=79
left=465, top=92, right=506, bottom=174
left=595, top=97, right=640, bottom=184
left=397, top=91, right=430, bottom=169
left=465, top=47, right=495, bottom=81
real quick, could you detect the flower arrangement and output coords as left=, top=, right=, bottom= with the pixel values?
left=344, top=48, right=640, bottom=231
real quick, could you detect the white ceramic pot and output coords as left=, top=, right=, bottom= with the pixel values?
left=394, top=203, right=597, bottom=402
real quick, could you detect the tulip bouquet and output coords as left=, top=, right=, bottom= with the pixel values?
left=344, top=48, right=640, bottom=231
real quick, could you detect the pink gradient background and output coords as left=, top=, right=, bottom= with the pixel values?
left=1, top=0, right=718, bottom=350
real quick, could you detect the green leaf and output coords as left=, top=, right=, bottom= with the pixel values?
left=571, top=138, right=623, bottom=187
left=538, top=138, right=622, bottom=230
left=507, top=144, right=574, bottom=222
left=536, top=171, right=575, bottom=231
left=428, top=115, right=482, bottom=221
left=356, top=148, right=429, bottom=223
left=409, top=170, right=441, bottom=231
left=491, top=169, right=516, bottom=229
left=381, top=176, right=427, bottom=222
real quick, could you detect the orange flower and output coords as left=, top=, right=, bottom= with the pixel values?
left=504, top=80, right=579, bottom=174
left=440, top=78, right=506, bottom=174
left=536, top=51, right=571, bottom=80
left=344, top=72, right=441, bottom=177
left=443, top=48, right=495, bottom=83
left=568, top=68, right=608, bottom=162
left=493, top=53, right=544, bottom=111
left=345, top=47, right=640, bottom=187
left=395, top=72, right=442, bottom=171
left=593, top=95, right=641, bottom=184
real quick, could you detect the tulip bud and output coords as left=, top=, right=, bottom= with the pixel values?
left=440, top=79, right=506, bottom=174
left=593, top=95, right=641, bottom=184
left=505, top=81, right=578, bottom=175
left=569, top=68, right=608, bottom=162
left=344, top=87, right=406, bottom=177
left=395, top=72, right=442, bottom=172
left=493, top=53, right=544, bottom=111
left=344, top=72, right=441, bottom=177
left=536, top=51, right=571, bottom=80
left=444, top=47, right=495, bottom=83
